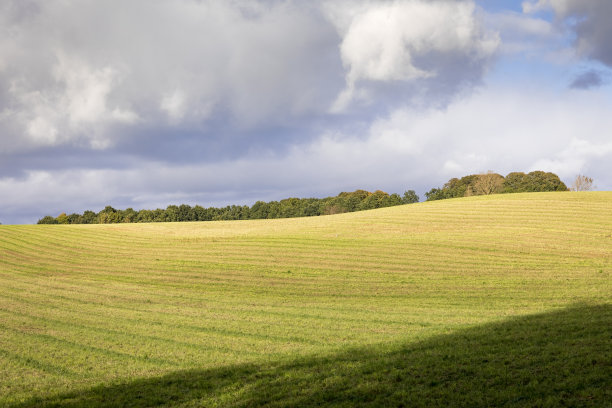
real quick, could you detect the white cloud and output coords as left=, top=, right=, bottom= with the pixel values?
left=160, top=90, right=187, bottom=122
left=327, top=0, right=499, bottom=111
left=530, top=138, right=612, bottom=178
left=3, top=53, right=139, bottom=150
left=26, top=116, right=58, bottom=145
left=110, top=108, right=139, bottom=124
left=0, top=0, right=342, bottom=152
left=521, top=0, right=550, bottom=14
left=53, top=56, right=116, bottom=125
left=483, top=10, right=559, bottom=56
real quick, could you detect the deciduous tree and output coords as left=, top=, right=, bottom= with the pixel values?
left=473, top=171, right=504, bottom=195
left=570, top=174, right=593, bottom=191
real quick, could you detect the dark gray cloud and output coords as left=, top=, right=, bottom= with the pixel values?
left=570, top=70, right=604, bottom=89
left=563, top=1, right=612, bottom=67
left=524, top=0, right=612, bottom=67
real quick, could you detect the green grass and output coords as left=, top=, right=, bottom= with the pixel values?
left=1, top=192, right=611, bottom=406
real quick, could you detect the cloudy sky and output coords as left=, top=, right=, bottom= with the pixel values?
left=1, top=0, right=611, bottom=224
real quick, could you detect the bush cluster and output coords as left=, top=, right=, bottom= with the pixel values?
left=425, top=171, right=567, bottom=201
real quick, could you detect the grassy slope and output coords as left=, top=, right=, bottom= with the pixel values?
left=0, top=192, right=610, bottom=406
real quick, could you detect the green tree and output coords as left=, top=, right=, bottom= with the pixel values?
left=165, top=205, right=179, bottom=222
left=358, top=190, right=391, bottom=210
left=524, top=171, right=567, bottom=192
left=192, top=205, right=209, bottom=221
left=37, top=216, right=58, bottom=224
left=82, top=210, right=97, bottom=224
left=279, top=198, right=302, bottom=218
left=321, top=196, right=346, bottom=215
left=402, top=190, right=419, bottom=204
left=136, top=209, right=154, bottom=223
left=424, top=188, right=447, bottom=201
left=98, top=206, right=120, bottom=223
left=250, top=201, right=270, bottom=219
left=502, top=172, right=528, bottom=193
left=340, top=190, right=370, bottom=212
left=425, top=175, right=478, bottom=201
left=66, top=213, right=83, bottom=224
left=152, top=209, right=166, bottom=222
left=177, top=204, right=193, bottom=221
left=56, top=212, right=68, bottom=224
left=301, top=198, right=321, bottom=217
left=120, top=208, right=137, bottom=223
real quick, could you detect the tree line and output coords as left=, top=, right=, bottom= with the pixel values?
left=36, top=170, right=584, bottom=225
left=37, top=189, right=420, bottom=224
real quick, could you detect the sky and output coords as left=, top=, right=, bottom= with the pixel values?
left=1, top=0, right=611, bottom=224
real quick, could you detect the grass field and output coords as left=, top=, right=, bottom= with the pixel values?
left=0, top=192, right=610, bottom=407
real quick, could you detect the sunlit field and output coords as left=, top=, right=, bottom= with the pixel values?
left=1, top=192, right=610, bottom=407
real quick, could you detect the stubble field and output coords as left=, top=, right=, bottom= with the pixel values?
left=0, top=192, right=610, bottom=407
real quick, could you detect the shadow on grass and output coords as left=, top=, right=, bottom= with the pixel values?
left=15, top=304, right=611, bottom=407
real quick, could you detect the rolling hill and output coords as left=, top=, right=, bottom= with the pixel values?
left=1, top=192, right=610, bottom=407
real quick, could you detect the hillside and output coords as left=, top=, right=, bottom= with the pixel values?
left=1, top=192, right=610, bottom=406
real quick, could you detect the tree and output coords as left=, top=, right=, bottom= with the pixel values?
left=250, top=201, right=270, bottom=219
left=121, top=208, right=138, bottom=223
left=177, top=204, right=193, bottom=221
left=56, top=212, right=68, bottom=224
left=192, top=205, right=208, bottom=221
left=524, top=171, right=568, bottom=192
left=152, top=208, right=166, bottom=222
left=302, top=198, right=321, bottom=217
left=570, top=174, right=593, bottom=191
left=502, top=172, right=528, bottom=193
left=402, top=190, right=419, bottom=204
left=425, top=175, right=479, bottom=201
left=136, top=209, right=154, bottom=223
left=265, top=201, right=282, bottom=218
left=82, top=210, right=97, bottom=224
left=165, top=205, right=179, bottom=222
left=502, top=171, right=568, bottom=193
left=425, top=187, right=447, bottom=201
left=98, top=206, right=120, bottom=223
left=473, top=171, right=504, bottom=195
left=358, top=190, right=391, bottom=210
left=66, top=213, right=82, bottom=224
left=340, top=190, right=370, bottom=212
left=388, top=193, right=403, bottom=206
left=279, top=198, right=302, bottom=218
left=37, top=216, right=58, bottom=224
